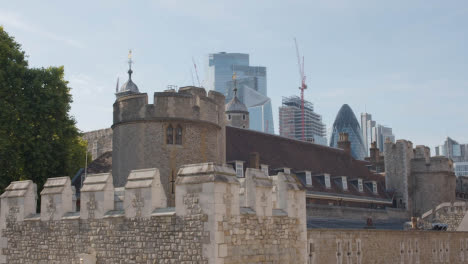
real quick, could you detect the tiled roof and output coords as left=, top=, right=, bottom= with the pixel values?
left=226, top=126, right=391, bottom=201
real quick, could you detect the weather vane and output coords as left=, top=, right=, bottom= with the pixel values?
left=232, top=72, right=238, bottom=97
left=128, top=49, right=133, bottom=70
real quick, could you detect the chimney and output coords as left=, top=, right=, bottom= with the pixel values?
left=369, top=141, right=380, bottom=162
left=338, top=133, right=351, bottom=156
left=249, top=152, right=260, bottom=169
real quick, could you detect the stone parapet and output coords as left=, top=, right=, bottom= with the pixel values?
left=0, top=162, right=307, bottom=263
left=40, top=177, right=74, bottom=221
left=80, top=172, right=114, bottom=220
left=124, top=168, right=167, bottom=218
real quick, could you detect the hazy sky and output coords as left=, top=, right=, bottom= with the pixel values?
left=1, top=0, right=467, bottom=149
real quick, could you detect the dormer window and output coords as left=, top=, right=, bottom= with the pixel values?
left=166, top=125, right=174, bottom=144
left=372, top=181, right=378, bottom=194
left=261, top=164, right=269, bottom=176
left=235, top=161, right=244, bottom=178
left=306, top=171, right=312, bottom=186
left=358, top=179, right=363, bottom=192
left=325, top=174, right=331, bottom=189
left=341, top=176, right=348, bottom=191
left=175, top=125, right=183, bottom=145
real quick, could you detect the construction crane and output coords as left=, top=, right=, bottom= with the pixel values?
left=294, top=38, right=307, bottom=141
left=192, top=57, right=201, bottom=87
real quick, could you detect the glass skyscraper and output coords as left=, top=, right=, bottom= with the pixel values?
left=205, top=52, right=274, bottom=134
left=360, top=113, right=395, bottom=156
left=330, top=104, right=367, bottom=160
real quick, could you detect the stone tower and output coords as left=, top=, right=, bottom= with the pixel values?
left=225, top=72, right=249, bottom=129
left=384, top=139, right=414, bottom=213
left=384, top=140, right=456, bottom=216
left=112, top=54, right=226, bottom=205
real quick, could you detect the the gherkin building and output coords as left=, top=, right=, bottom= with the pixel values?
left=330, top=104, right=367, bottom=160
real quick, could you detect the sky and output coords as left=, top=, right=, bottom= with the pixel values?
left=1, top=0, right=467, bottom=150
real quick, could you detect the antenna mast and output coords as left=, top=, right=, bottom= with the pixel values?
left=294, top=38, right=307, bottom=141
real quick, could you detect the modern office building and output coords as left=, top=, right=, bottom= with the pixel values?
left=279, top=96, right=327, bottom=145
left=454, top=162, right=468, bottom=177
left=330, top=104, right=367, bottom=160
left=205, top=52, right=274, bottom=134
left=360, top=112, right=395, bottom=156
left=435, top=137, right=468, bottom=177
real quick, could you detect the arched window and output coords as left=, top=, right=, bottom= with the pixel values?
left=175, top=125, right=183, bottom=145
left=166, top=125, right=174, bottom=144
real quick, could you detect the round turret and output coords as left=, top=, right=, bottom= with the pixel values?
left=225, top=72, right=249, bottom=129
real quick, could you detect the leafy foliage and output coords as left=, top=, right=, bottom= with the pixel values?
left=0, top=26, right=89, bottom=192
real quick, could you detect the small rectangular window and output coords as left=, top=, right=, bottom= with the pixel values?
left=341, top=176, right=347, bottom=190
left=358, top=179, right=363, bottom=192
left=235, top=162, right=244, bottom=178
left=372, top=181, right=378, bottom=194
left=325, top=174, right=331, bottom=188
left=306, top=171, right=312, bottom=186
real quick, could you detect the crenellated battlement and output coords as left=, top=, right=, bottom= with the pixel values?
left=384, top=139, right=456, bottom=217
left=0, top=162, right=307, bottom=263
left=113, top=86, right=225, bottom=128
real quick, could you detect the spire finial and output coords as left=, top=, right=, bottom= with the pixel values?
left=128, top=49, right=133, bottom=80
left=232, top=72, right=238, bottom=97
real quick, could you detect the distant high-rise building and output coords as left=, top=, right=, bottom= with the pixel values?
left=360, top=112, right=395, bottom=156
left=205, top=52, right=274, bottom=134
left=279, top=96, right=327, bottom=145
left=435, top=137, right=468, bottom=177
left=330, top=104, right=367, bottom=160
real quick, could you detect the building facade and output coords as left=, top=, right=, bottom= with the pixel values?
left=330, top=104, right=367, bottom=160
left=435, top=137, right=468, bottom=177
left=279, top=96, right=327, bottom=145
left=205, top=52, right=274, bottom=134
left=360, top=112, right=395, bottom=156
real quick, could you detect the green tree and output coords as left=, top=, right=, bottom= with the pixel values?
left=0, top=26, right=89, bottom=193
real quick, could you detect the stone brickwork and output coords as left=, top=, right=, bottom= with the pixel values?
left=421, top=201, right=468, bottom=231
left=308, top=229, right=468, bottom=264
left=0, top=162, right=307, bottom=264
left=83, top=128, right=113, bottom=161
left=3, top=214, right=208, bottom=264
left=385, top=140, right=456, bottom=217
left=112, top=87, right=226, bottom=206
left=221, top=215, right=302, bottom=263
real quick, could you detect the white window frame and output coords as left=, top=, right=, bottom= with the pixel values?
left=306, top=171, right=312, bottom=186
left=341, top=176, right=348, bottom=190
left=325, top=174, right=331, bottom=189
left=372, top=181, right=378, bottom=194
left=235, top=161, right=244, bottom=178
left=358, top=179, right=363, bottom=192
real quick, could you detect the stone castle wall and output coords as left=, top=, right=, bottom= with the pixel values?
left=411, top=158, right=456, bottom=217
left=112, top=87, right=227, bottom=205
left=83, top=128, right=113, bottom=161
left=0, top=163, right=307, bottom=264
left=421, top=201, right=468, bottom=231
left=308, top=229, right=468, bottom=264
left=385, top=140, right=456, bottom=217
